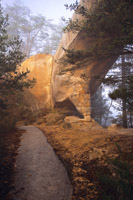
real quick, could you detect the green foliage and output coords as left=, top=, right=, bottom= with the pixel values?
left=0, top=2, right=36, bottom=118
left=104, top=55, right=133, bottom=127
left=109, top=85, right=133, bottom=102
left=60, top=48, right=89, bottom=65
left=63, top=0, right=133, bottom=127
left=98, top=144, right=133, bottom=200
left=63, top=0, right=133, bottom=63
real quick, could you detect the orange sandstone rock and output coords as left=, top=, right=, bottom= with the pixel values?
left=21, top=54, right=53, bottom=108
left=51, top=0, right=117, bottom=118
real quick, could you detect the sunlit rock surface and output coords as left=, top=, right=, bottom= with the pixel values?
left=21, top=0, right=118, bottom=120
left=21, top=54, right=53, bottom=108
left=51, top=0, right=117, bottom=119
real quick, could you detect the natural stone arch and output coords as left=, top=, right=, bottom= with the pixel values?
left=51, top=0, right=118, bottom=120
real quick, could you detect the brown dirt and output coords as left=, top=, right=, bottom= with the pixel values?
left=1, top=116, right=132, bottom=200
left=0, top=128, right=23, bottom=200
left=37, top=122, right=133, bottom=200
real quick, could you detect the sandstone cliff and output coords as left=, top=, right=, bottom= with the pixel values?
left=21, top=54, right=53, bottom=109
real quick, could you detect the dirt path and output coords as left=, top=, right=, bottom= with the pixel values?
left=11, top=126, right=72, bottom=200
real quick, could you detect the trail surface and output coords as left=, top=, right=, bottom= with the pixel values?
left=12, top=126, right=72, bottom=200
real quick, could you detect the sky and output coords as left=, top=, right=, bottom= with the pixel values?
left=1, top=0, right=77, bottom=24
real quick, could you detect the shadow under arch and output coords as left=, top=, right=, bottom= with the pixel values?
left=54, top=99, right=84, bottom=118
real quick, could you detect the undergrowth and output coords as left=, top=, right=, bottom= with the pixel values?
left=0, top=112, right=16, bottom=133
left=98, top=144, right=133, bottom=200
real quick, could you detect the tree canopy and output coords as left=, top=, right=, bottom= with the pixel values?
left=104, top=55, right=133, bottom=127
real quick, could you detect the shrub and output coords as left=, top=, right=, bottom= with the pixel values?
left=0, top=116, right=16, bottom=134
left=98, top=144, right=133, bottom=200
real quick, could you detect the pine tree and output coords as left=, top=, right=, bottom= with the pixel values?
left=104, top=55, right=133, bottom=128
left=63, top=0, right=133, bottom=64
left=0, top=2, right=35, bottom=113
left=63, top=0, right=133, bottom=127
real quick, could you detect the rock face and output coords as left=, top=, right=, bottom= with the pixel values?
left=51, top=0, right=117, bottom=119
left=21, top=54, right=53, bottom=108
left=21, top=0, right=118, bottom=120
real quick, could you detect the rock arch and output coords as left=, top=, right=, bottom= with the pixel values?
left=51, top=0, right=118, bottom=121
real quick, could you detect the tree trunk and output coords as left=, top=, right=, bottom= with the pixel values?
left=129, top=111, right=133, bottom=128
left=121, top=56, right=127, bottom=128
left=122, top=99, right=127, bottom=128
